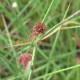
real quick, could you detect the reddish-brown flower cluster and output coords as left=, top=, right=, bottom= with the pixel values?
left=30, top=22, right=46, bottom=38
left=18, top=53, right=32, bottom=69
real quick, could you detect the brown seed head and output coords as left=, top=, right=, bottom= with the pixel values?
left=18, top=53, right=32, bottom=69
left=33, top=22, right=46, bottom=34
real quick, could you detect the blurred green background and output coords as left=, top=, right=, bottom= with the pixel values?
left=0, top=0, right=80, bottom=80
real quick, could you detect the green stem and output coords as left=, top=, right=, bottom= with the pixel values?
left=42, top=0, right=55, bottom=23
left=28, top=47, right=36, bottom=80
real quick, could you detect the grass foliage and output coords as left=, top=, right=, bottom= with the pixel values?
left=0, top=0, right=80, bottom=80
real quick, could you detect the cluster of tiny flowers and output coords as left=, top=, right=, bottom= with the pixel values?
left=18, top=53, right=32, bottom=69
left=18, top=22, right=46, bottom=69
left=30, top=22, right=46, bottom=38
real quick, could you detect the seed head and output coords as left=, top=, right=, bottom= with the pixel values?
left=18, top=53, right=32, bottom=69
left=33, top=22, right=46, bottom=35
